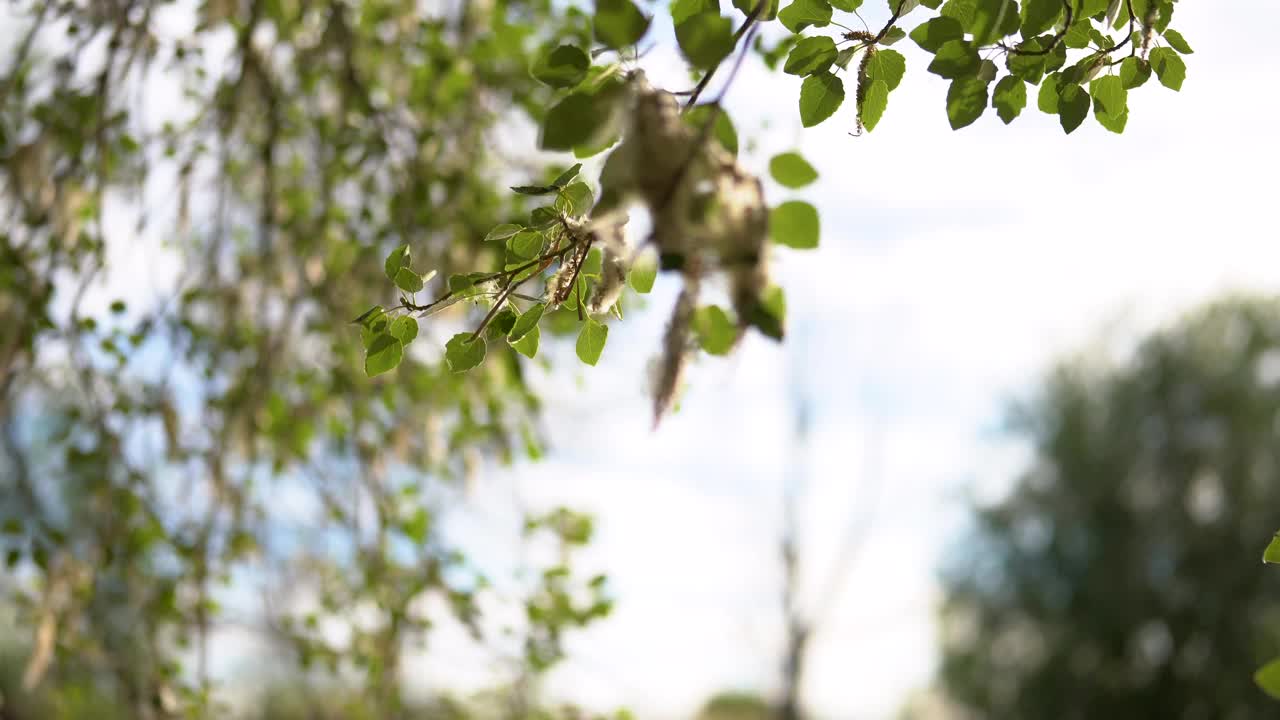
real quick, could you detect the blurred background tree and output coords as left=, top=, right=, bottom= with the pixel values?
left=0, top=0, right=612, bottom=717
left=923, top=297, right=1280, bottom=720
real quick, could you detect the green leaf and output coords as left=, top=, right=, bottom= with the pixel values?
left=360, top=311, right=391, bottom=347
left=510, top=184, right=557, bottom=195
left=384, top=244, right=410, bottom=281
left=969, top=0, right=1018, bottom=46
left=552, top=163, right=584, bottom=188
left=507, top=230, right=546, bottom=260
left=389, top=316, right=418, bottom=344
left=402, top=508, right=430, bottom=544
left=770, top=201, right=819, bottom=249
left=769, top=152, right=819, bottom=188
left=1072, top=0, right=1107, bottom=17
left=910, top=16, right=964, bottom=52
left=1057, top=82, right=1090, bottom=133
left=992, top=75, right=1026, bottom=124
left=828, top=0, right=862, bottom=10
left=509, top=303, right=545, bottom=342
left=676, top=12, right=735, bottom=69
left=394, top=267, right=424, bottom=293
left=575, top=319, right=609, bottom=366
left=866, top=48, right=906, bottom=91
left=927, top=40, right=980, bottom=79
left=489, top=308, right=519, bottom=337
left=1255, top=657, right=1280, bottom=699
left=628, top=252, right=657, bottom=293
left=364, top=334, right=403, bottom=376
left=556, top=182, right=595, bottom=215
left=530, top=206, right=560, bottom=228
left=1150, top=47, right=1185, bottom=91
left=798, top=72, right=844, bottom=127
left=595, top=0, right=652, bottom=48
left=977, top=59, right=997, bottom=83
left=1119, top=56, right=1151, bottom=89
left=531, top=45, right=590, bottom=88
left=672, top=0, right=719, bottom=25
left=946, top=76, right=989, bottom=129
left=1162, top=29, right=1193, bottom=54
left=510, top=324, right=540, bottom=358
left=860, top=79, right=889, bottom=131
left=1005, top=35, right=1056, bottom=84
left=778, top=0, right=832, bottom=33
left=1062, top=19, right=1091, bottom=48
left=445, top=333, right=487, bottom=373
left=744, top=285, right=786, bottom=341
left=1037, top=72, right=1062, bottom=113
left=784, top=36, right=838, bottom=76
left=541, top=92, right=618, bottom=151
left=352, top=305, right=386, bottom=326
left=1090, top=75, right=1127, bottom=133
left=942, top=0, right=1016, bottom=45
left=684, top=105, right=739, bottom=154
left=694, top=305, right=737, bottom=355
left=879, top=26, right=907, bottom=45
left=484, top=223, right=523, bottom=242
left=834, top=46, right=857, bottom=70
left=1019, top=0, right=1061, bottom=36
left=733, top=0, right=781, bottom=20
left=1264, top=531, right=1280, bottom=564
left=582, top=247, right=604, bottom=276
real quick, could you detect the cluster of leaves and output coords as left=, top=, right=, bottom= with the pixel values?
left=771, top=0, right=1189, bottom=133
left=0, top=0, right=621, bottom=716
left=927, top=299, right=1280, bottom=718
left=360, top=0, right=845, bottom=425
left=1257, top=532, right=1280, bottom=700
left=362, top=0, right=1195, bottom=429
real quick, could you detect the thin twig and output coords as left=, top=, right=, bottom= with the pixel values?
left=682, top=0, right=767, bottom=109
left=1000, top=0, right=1074, bottom=56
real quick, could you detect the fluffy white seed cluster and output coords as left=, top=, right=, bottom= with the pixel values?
left=593, top=72, right=772, bottom=425
left=588, top=219, right=629, bottom=315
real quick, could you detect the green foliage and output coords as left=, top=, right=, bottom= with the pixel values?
left=911, top=16, right=965, bottom=52
left=1150, top=47, right=1186, bottom=90
left=685, top=105, right=740, bottom=154
left=0, top=0, right=622, bottom=715
left=1163, top=29, right=1194, bottom=54
left=930, top=298, right=1280, bottom=719
left=533, top=45, right=591, bottom=88
left=676, top=12, right=736, bottom=69
left=784, top=36, right=838, bottom=76
left=693, top=306, right=738, bottom=355
left=595, top=0, right=652, bottom=48
left=1090, top=75, right=1128, bottom=133
left=992, top=75, right=1027, bottom=123
left=575, top=318, right=609, bottom=366
left=770, top=201, right=820, bottom=249
left=799, top=72, right=845, bottom=127
left=946, top=77, right=989, bottom=129
left=0, top=0, right=1203, bottom=711
left=1257, top=659, right=1280, bottom=700
left=769, top=152, right=819, bottom=188
left=778, top=0, right=833, bottom=33
left=628, top=253, right=657, bottom=293
left=1266, top=532, right=1280, bottom=564
left=445, top=333, right=487, bottom=373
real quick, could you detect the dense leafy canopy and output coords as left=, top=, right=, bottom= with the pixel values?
left=924, top=299, right=1280, bottom=719
left=0, top=0, right=1208, bottom=715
